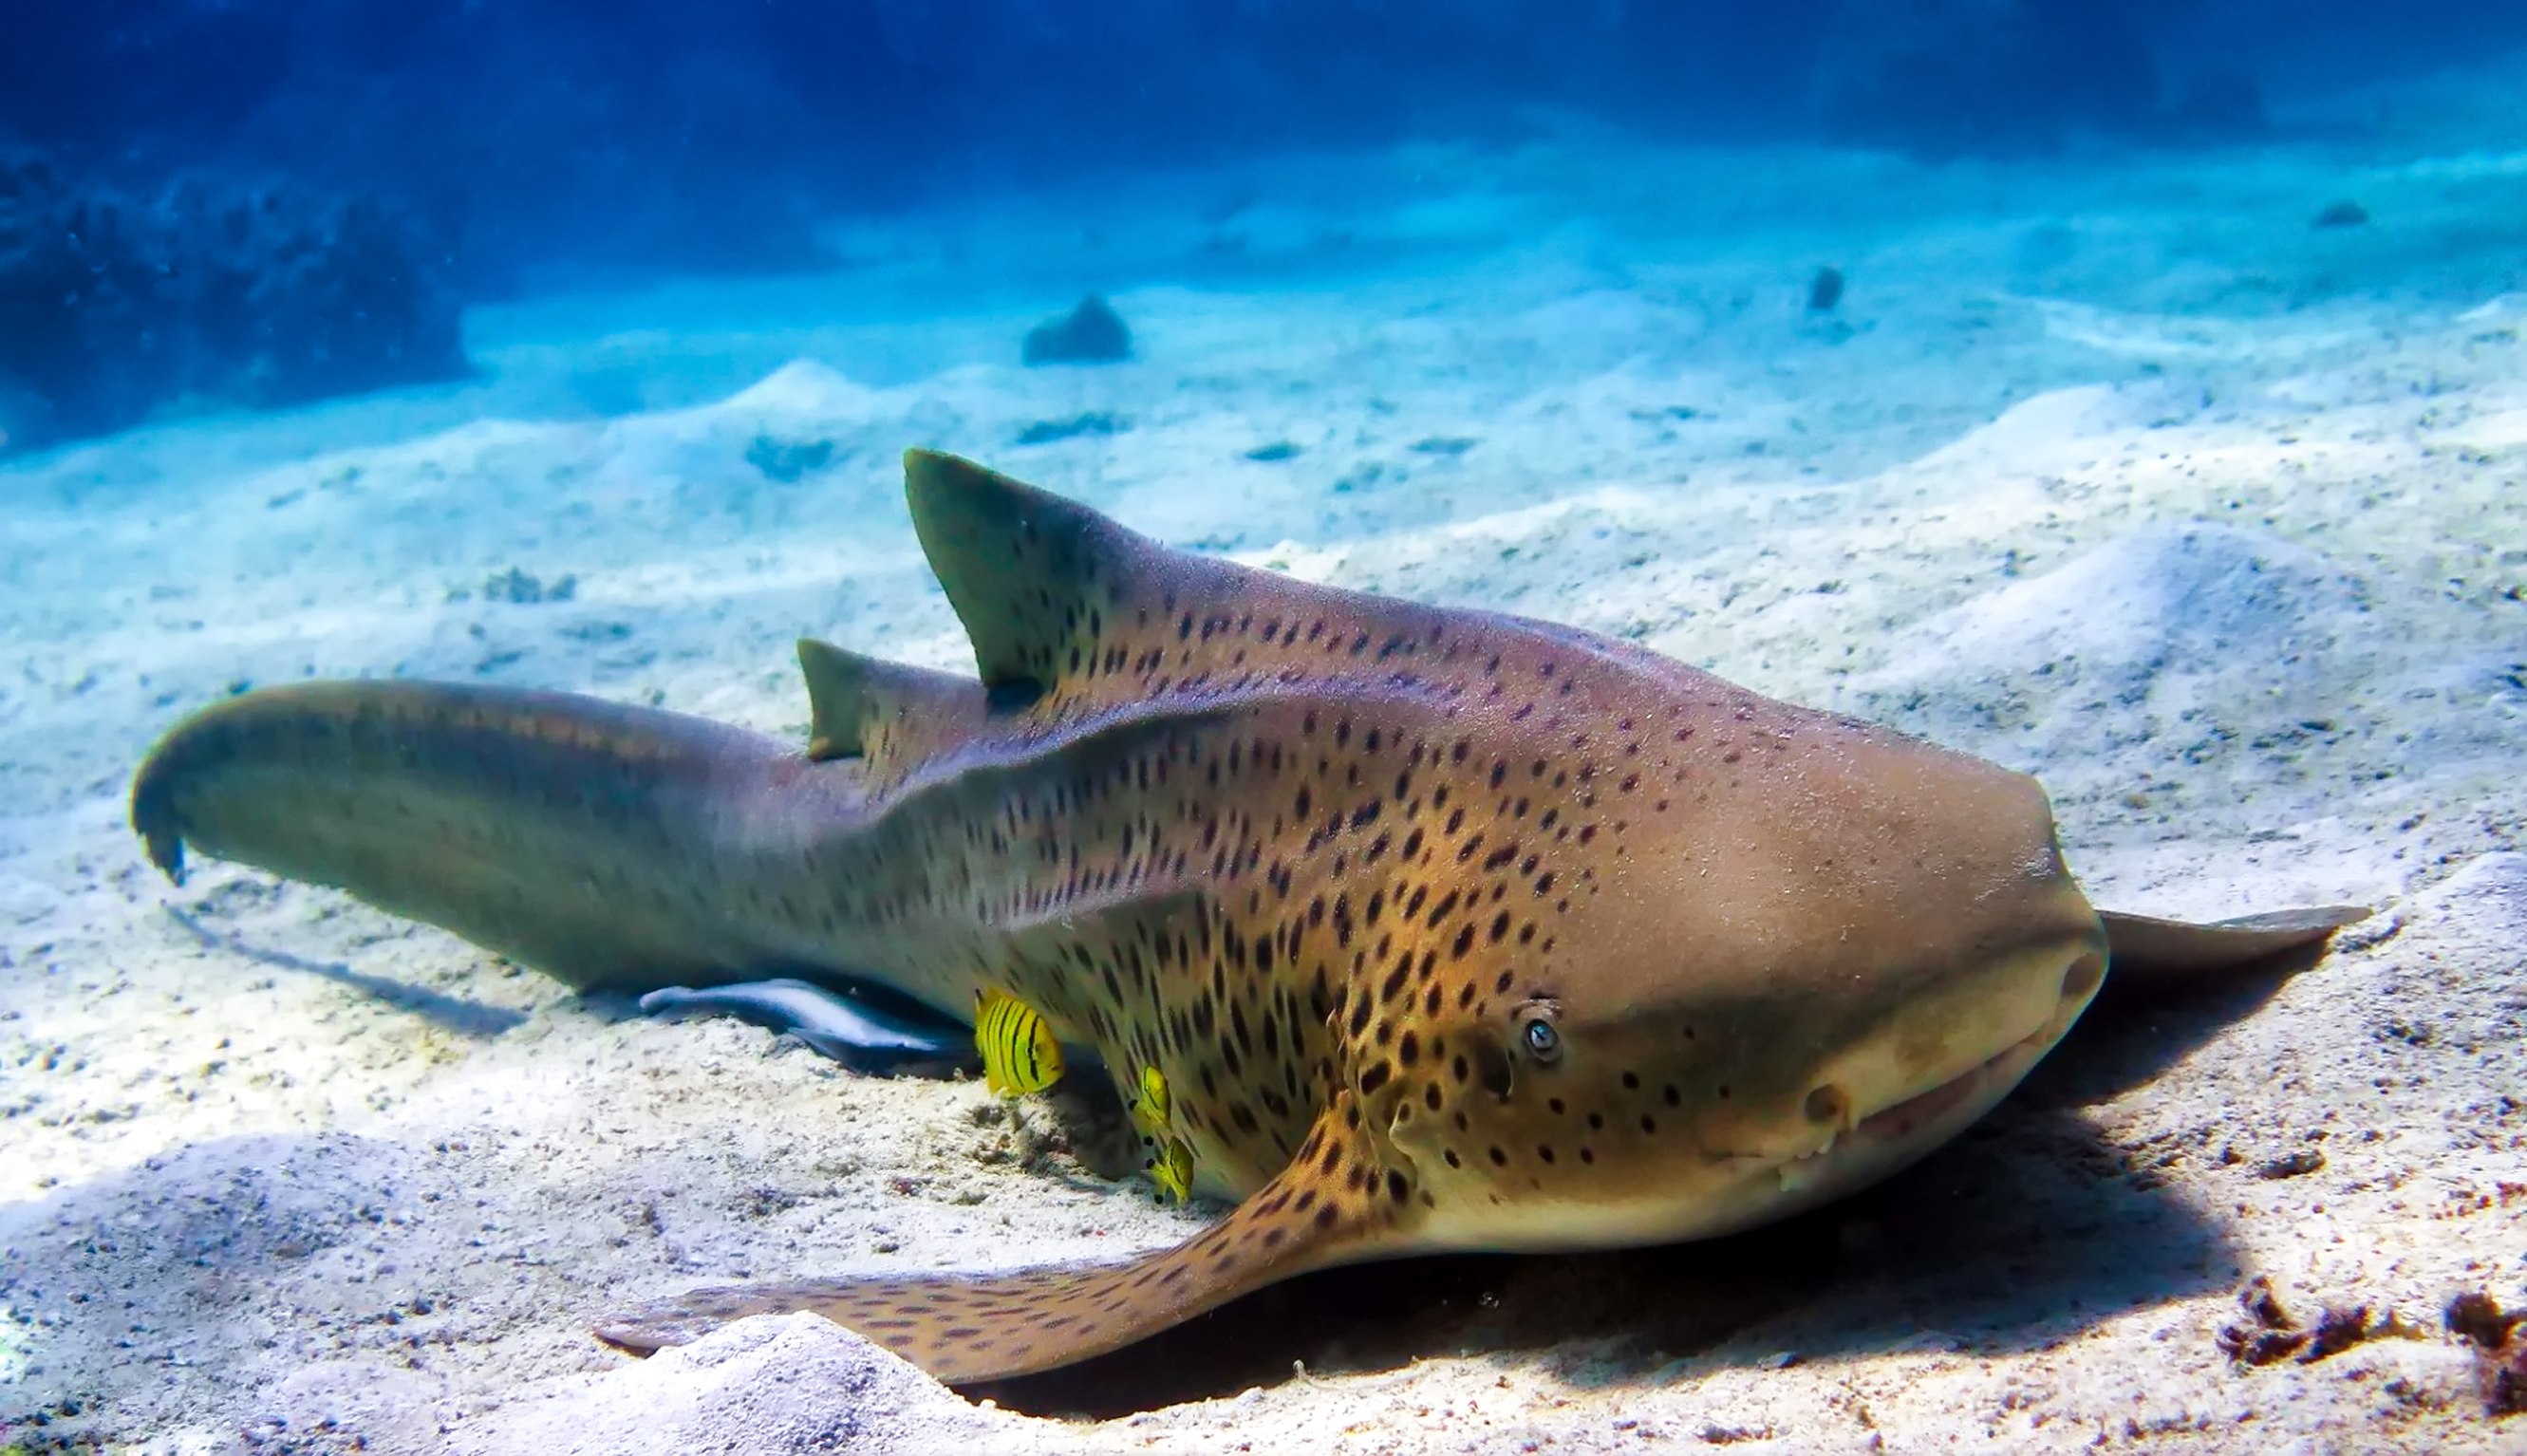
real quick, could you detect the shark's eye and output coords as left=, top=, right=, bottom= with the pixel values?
left=1522, top=1017, right=1562, bottom=1063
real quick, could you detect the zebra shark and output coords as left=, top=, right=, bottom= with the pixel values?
left=129, top=449, right=2363, bottom=1383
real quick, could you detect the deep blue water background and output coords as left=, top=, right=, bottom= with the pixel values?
left=4, top=0, right=2524, bottom=449
left=14, top=0, right=2527, bottom=286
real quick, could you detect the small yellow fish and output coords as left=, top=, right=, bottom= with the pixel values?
left=972, top=988, right=1061, bottom=1097
left=1146, top=1135, right=1195, bottom=1205
left=1125, top=1063, right=1171, bottom=1136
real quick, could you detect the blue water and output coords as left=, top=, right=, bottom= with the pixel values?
left=5, top=1, right=2527, bottom=451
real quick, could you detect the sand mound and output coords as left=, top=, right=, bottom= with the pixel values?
left=444, top=1314, right=1023, bottom=1456
left=1849, top=523, right=2379, bottom=799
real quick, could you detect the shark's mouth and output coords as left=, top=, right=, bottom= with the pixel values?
left=1771, top=1014, right=2067, bottom=1200
left=1854, top=1027, right=2043, bottom=1141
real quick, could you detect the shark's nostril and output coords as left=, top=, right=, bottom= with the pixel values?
left=2061, top=949, right=2106, bottom=1003
left=1804, top=1083, right=1849, bottom=1127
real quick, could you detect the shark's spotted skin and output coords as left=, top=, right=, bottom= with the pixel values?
left=131, top=449, right=2368, bottom=1384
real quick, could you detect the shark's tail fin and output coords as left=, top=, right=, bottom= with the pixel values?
left=132, top=680, right=833, bottom=992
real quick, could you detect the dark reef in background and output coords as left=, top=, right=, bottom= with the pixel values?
left=1, top=0, right=2523, bottom=448
left=1817, top=0, right=2170, bottom=154
left=1808, top=0, right=2398, bottom=152
left=0, top=148, right=464, bottom=452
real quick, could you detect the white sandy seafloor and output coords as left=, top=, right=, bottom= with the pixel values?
left=6, top=60, right=2527, bottom=1456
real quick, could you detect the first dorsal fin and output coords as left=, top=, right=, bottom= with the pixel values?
left=795, top=637, right=986, bottom=775
left=903, top=449, right=1162, bottom=695
left=900, top=449, right=1496, bottom=716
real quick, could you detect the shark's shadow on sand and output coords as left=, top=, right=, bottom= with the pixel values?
left=0, top=944, right=2328, bottom=1439
left=979, top=945, right=2328, bottom=1417
left=164, top=905, right=530, bottom=1038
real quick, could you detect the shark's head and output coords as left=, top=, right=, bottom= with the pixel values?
left=1359, top=684, right=2108, bottom=1254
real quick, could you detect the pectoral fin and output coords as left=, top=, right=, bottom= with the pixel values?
left=2099, top=904, right=2372, bottom=988
left=592, top=1094, right=1410, bottom=1382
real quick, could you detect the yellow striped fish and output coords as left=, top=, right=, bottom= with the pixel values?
left=1124, top=1063, right=1171, bottom=1136
left=972, top=988, right=1061, bottom=1097
left=1146, top=1136, right=1195, bottom=1205
left=1126, top=1065, right=1194, bottom=1202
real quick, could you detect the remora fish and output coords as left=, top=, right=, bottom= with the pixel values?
left=637, top=978, right=973, bottom=1075
left=128, top=449, right=2365, bottom=1384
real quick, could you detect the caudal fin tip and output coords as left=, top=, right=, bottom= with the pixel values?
left=128, top=767, right=189, bottom=885
left=590, top=1313, right=700, bottom=1357
left=138, top=821, right=188, bottom=885
left=591, top=1289, right=765, bottom=1356
left=590, top=1320, right=677, bottom=1357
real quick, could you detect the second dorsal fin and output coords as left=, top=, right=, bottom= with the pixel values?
left=795, top=637, right=987, bottom=775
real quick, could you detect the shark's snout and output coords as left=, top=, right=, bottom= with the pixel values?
left=1767, top=917, right=2107, bottom=1207
left=1815, top=909, right=2107, bottom=1139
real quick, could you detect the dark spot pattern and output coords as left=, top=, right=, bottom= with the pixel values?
left=763, top=543, right=1755, bottom=1200
left=143, top=457, right=1894, bottom=1388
